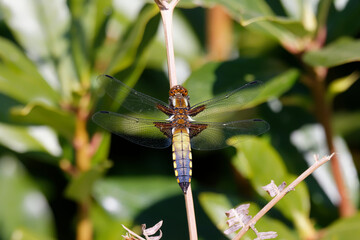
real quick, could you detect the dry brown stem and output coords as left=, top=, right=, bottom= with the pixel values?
left=307, top=68, right=356, bottom=217
left=232, top=154, right=335, bottom=240
left=206, top=5, right=233, bottom=60
left=155, top=0, right=180, bottom=87
left=184, top=185, right=198, bottom=240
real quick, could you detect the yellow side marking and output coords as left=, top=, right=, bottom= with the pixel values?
left=172, top=152, right=176, bottom=160
left=189, top=169, right=192, bottom=176
left=189, top=152, right=192, bottom=160
left=177, top=178, right=180, bottom=183
left=173, top=161, right=177, bottom=169
left=189, top=160, right=192, bottom=168
left=174, top=170, right=179, bottom=177
left=172, top=144, right=175, bottom=151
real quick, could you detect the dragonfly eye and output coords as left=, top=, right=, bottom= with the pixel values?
left=169, top=85, right=188, bottom=97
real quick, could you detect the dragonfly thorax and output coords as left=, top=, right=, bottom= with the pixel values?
left=169, top=85, right=190, bottom=108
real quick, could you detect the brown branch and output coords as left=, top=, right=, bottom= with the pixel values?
left=206, top=5, right=233, bottom=60
left=184, top=185, right=198, bottom=240
left=232, top=154, right=334, bottom=240
left=155, top=0, right=180, bottom=87
left=308, top=69, right=356, bottom=217
left=292, top=1, right=356, bottom=217
left=77, top=199, right=92, bottom=240
left=74, top=93, right=91, bottom=172
left=73, top=93, right=93, bottom=240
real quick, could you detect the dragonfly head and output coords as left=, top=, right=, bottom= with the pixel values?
left=169, top=85, right=189, bottom=108
left=169, top=85, right=188, bottom=97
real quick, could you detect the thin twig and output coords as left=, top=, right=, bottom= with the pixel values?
left=122, top=224, right=146, bottom=240
left=155, top=0, right=179, bottom=87
left=232, top=153, right=335, bottom=240
left=184, top=185, right=198, bottom=240
left=154, top=1, right=198, bottom=239
left=308, top=69, right=356, bottom=217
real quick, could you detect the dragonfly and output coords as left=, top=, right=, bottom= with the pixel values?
left=92, top=75, right=269, bottom=193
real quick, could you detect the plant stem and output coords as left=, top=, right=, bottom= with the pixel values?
left=298, top=0, right=356, bottom=217
left=206, top=5, right=233, bottom=60
left=73, top=93, right=93, bottom=240
left=156, top=0, right=179, bottom=87
left=185, top=185, right=198, bottom=240
left=233, top=154, right=334, bottom=240
left=155, top=1, right=198, bottom=239
left=308, top=68, right=356, bottom=217
left=77, top=199, right=92, bottom=240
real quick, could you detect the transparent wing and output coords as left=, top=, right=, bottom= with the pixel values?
left=190, top=119, right=269, bottom=150
left=92, top=111, right=171, bottom=149
left=190, top=81, right=263, bottom=121
left=98, top=74, right=169, bottom=117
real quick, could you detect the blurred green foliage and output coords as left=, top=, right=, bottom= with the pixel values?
left=0, top=0, right=359, bottom=240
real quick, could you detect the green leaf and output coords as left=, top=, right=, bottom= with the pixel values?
left=8, top=228, right=55, bottom=240
left=11, top=103, right=76, bottom=140
left=198, top=192, right=233, bottom=237
left=93, top=176, right=179, bottom=220
left=303, top=37, right=360, bottom=67
left=70, top=0, right=112, bottom=52
left=0, top=93, right=21, bottom=123
left=91, top=204, right=126, bottom=240
left=327, top=71, right=359, bottom=102
left=198, top=192, right=297, bottom=239
left=180, top=0, right=312, bottom=51
left=0, top=155, right=55, bottom=239
left=333, top=111, right=360, bottom=137
left=185, top=58, right=298, bottom=106
left=0, top=38, right=60, bottom=105
left=181, top=0, right=274, bottom=23
left=0, top=0, right=74, bottom=98
left=0, top=123, right=61, bottom=156
left=252, top=68, right=299, bottom=106
left=230, top=136, right=313, bottom=235
left=69, top=0, right=113, bottom=84
left=106, top=4, right=160, bottom=74
left=65, top=162, right=111, bottom=202
left=320, top=213, right=360, bottom=239
left=107, top=46, right=153, bottom=112
left=91, top=132, right=112, bottom=165
left=0, top=0, right=70, bottom=59
left=148, top=10, right=202, bottom=68
left=280, top=0, right=317, bottom=32
left=327, top=0, right=360, bottom=42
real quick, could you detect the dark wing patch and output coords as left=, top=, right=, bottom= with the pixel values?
left=189, top=123, right=208, bottom=138
left=154, top=122, right=173, bottom=138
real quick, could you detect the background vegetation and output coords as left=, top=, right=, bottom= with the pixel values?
left=0, top=0, right=359, bottom=239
